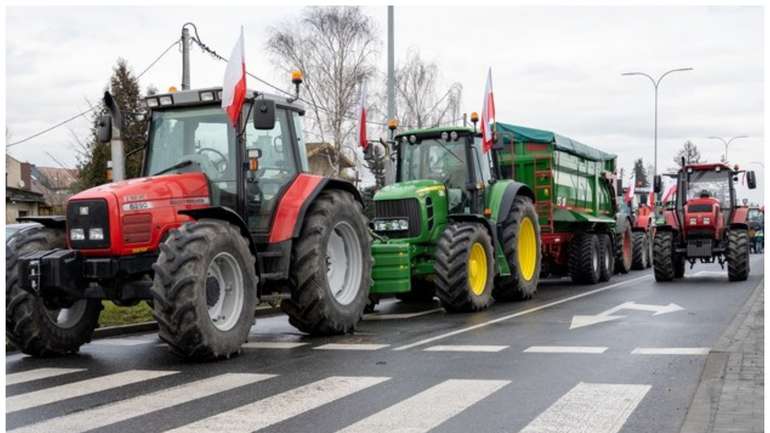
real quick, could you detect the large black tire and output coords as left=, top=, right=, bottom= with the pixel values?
left=674, top=255, right=686, bottom=279
left=631, top=231, right=649, bottom=270
left=435, top=223, right=495, bottom=312
left=615, top=224, right=633, bottom=274
left=396, top=279, right=436, bottom=303
left=569, top=233, right=601, bottom=284
left=598, top=234, right=614, bottom=282
left=493, top=197, right=541, bottom=301
left=6, top=225, right=102, bottom=357
left=727, top=229, right=750, bottom=281
left=653, top=231, right=675, bottom=282
left=281, top=190, right=372, bottom=335
left=152, top=219, right=257, bottom=360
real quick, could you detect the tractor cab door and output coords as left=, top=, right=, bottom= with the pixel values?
left=243, top=106, right=306, bottom=235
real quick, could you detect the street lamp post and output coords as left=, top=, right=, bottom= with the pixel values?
left=707, top=135, right=748, bottom=162
left=621, top=68, right=693, bottom=183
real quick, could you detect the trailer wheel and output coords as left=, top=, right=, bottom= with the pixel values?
left=568, top=233, right=601, bottom=284
left=435, top=223, right=494, bottom=312
left=615, top=224, right=633, bottom=274
left=282, top=190, right=372, bottom=335
left=653, top=231, right=676, bottom=282
left=598, top=234, right=614, bottom=282
left=6, top=225, right=102, bottom=357
left=727, top=229, right=750, bottom=281
left=631, top=231, right=649, bottom=270
left=493, top=196, right=541, bottom=301
left=151, top=219, right=257, bottom=360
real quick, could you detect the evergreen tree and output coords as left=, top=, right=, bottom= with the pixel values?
left=632, top=158, right=649, bottom=187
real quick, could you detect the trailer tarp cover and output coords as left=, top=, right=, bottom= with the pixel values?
left=496, top=122, right=616, bottom=162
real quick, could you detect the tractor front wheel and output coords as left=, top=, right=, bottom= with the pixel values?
left=615, top=224, right=633, bottom=274
left=6, top=225, right=102, bottom=357
left=631, top=231, right=649, bottom=270
left=569, top=233, right=601, bottom=284
left=653, top=231, right=676, bottom=282
left=435, top=223, right=495, bottom=312
left=282, top=190, right=372, bottom=335
left=151, top=219, right=257, bottom=360
left=727, top=229, right=750, bottom=281
left=493, top=196, right=541, bottom=301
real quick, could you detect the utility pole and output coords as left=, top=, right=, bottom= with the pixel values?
left=181, top=26, right=191, bottom=90
left=387, top=6, right=395, bottom=129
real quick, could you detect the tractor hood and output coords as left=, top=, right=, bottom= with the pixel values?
left=374, top=179, right=446, bottom=201
left=70, top=172, right=210, bottom=206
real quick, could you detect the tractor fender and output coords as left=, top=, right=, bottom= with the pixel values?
left=16, top=215, right=66, bottom=230
left=730, top=207, right=749, bottom=225
left=654, top=224, right=675, bottom=233
left=729, top=222, right=749, bottom=231
left=447, top=213, right=499, bottom=248
left=492, top=181, right=535, bottom=223
left=178, top=206, right=258, bottom=258
left=285, top=177, right=364, bottom=241
left=632, top=213, right=653, bottom=232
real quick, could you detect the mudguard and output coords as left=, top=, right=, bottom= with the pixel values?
left=16, top=216, right=66, bottom=230
left=178, top=206, right=258, bottom=257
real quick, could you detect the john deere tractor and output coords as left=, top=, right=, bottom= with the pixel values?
left=370, top=125, right=540, bottom=312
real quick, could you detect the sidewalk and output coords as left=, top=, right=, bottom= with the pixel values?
left=681, top=278, right=764, bottom=433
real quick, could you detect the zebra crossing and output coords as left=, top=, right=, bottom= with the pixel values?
left=7, top=366, right=652, bottom=433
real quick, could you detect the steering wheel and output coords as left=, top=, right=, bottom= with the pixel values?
left=197, top=147, right=228, bottom=174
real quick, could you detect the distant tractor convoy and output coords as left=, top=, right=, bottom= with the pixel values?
left=5, top=82, right=759, bottom=361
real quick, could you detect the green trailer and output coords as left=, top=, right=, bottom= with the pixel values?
left=369, top=126, right=541, bottom=312
left=494, top=122, right=634, bottom=283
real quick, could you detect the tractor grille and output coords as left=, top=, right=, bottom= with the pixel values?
left=122, top=213, right=153, bottom=244
left=374, top=198, right=422, bottom=238
left=687, top=204, right=713, bottom=212
left=67, top=199, right=110, bottom=249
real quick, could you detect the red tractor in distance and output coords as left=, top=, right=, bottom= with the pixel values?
left=8, top=77, right=372, bottom=360
left=652, top=161, right=757, bottom=282
left=623, top=186, right=655, bottom=270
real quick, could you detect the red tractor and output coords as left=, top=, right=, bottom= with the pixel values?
left=628, top=187, right=655, bottom=270
left=652, top=162, right=757, bottom=281
left=8, top=78, right=372, bottom=360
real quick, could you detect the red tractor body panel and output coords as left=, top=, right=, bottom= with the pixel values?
left=67, top=172, right=210, bottom=256
left=683, top=197, right=723, bottom=239
left=731, top=206, right=749, bottom=225
left=268, top=174, right=324, bottom=243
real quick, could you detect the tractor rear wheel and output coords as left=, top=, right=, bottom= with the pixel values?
left=674, top=255, right=686, bottom=278
left=282, top=190, right=372, bottom=335
left=653, top=231, right=676, bottom=282
left=435, top=223, right=494, bottom=312
left=615, top=224, right=633, bottom=274
left=631, top=231, right=649, bottom=270
left=6, top=225, right=102, bottom=357
left=151, top=219, right=257, bottom=360
left=727, top=229, right=750, bottom=281
left=493, top=196, right=541, bottom=301
left=598, top=234, right=614, bottom=282
left=569, top=233, right=601, bottom=284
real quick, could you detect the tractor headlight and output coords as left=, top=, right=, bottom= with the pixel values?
left=199, top=91, right=215, bottom=101
left=70, top=228, right=85, bottom=241
left=158, top=95, right=174, bottom=106
left=689, top=217, right=697, bottom=225
left=88, top=228, right=105, bottom=241
left=374, top=219, right=409, bottom=232
left=703, top=217, right=711, bottom=225
left=396, top=219, right=409, bottom=230
left=145, top=97, right=159, bottom=108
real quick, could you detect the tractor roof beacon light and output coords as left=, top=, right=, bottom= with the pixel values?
left=388, top=119, right=399, bottom=131
left=470, top=112, right=479, bottom=133
left=290, top=70, right=303, bottom=102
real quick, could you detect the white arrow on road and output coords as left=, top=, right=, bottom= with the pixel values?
left=570, top=301, right=684, bottom=330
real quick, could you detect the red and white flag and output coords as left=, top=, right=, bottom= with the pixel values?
left=222, top=27, right=247, bottom=126
left=356, top=81, right=368, bottom=150
left=625, top=172, right=636, bottom=203
left=480, top=67, right=496, bottom=153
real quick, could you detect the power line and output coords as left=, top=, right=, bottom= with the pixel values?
left=6, top=39, right=180, bottom=149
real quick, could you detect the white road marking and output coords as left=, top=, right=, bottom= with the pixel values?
left=5, top=353, right=26, bottom=362
left=518, top=382, right=651, bottom=433
left=6, top=368, right=86, bottom=386
left=364, top=308, right=444, bottom=320
left=570, top=301, right=684, bottom=330
left=165, top=376, right=389, bottom=433
left=92, top=337, right=154, bottom=346
left=6, top=369, right=177, bottom=413
left=524, top=346, right=608, bottom=354
left=424, top=345, right=509, bottom=352
left=631, top=347, right=710, bottom=355
left=314, top=343, right=390, bottom=351
left=242, top=341, right=308, bottom=349
left=394, top=274, right=651, bottom=351
left=9, top=373, right=274, bottom=433
left=336, top=379, right=509, bottom=433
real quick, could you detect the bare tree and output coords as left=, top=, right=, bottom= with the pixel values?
left=673, top=140, right=702, bottom=167
left=266, top=6, right=379, bottom=170
left=390, top=49, right=463, bottom=129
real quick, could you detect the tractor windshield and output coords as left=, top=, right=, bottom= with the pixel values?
left=686, top=169, right=731, bottom=206
left=399, top=138, right=468, bottom=189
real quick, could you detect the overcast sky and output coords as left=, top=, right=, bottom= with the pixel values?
left=5, top=5, right=764, bottom=202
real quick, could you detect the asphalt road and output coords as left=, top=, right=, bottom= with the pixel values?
left=6, top=254, right=764, bottom=433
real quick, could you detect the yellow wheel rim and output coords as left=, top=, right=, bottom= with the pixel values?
left=468, top=242, right=488, bottom=296
left=517, top=217, right=537, bottom=281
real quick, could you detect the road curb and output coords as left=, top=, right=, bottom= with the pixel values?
left=679, top=276, right=764, bottom=433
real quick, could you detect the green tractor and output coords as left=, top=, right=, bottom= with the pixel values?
left=369, top=126, right=541, bottom=312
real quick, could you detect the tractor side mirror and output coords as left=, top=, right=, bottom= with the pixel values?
left=252, top=99, right=276, bottom=130
left=246, top=148, right=262, bottom=172
left=96, top=115, right=112, bottom=144
left=747, top=170, right=757, bottom=189
left=653, top=175, right=662, bottom=193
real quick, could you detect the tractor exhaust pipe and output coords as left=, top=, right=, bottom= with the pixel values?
left=96, top=91, right=125, bottom=181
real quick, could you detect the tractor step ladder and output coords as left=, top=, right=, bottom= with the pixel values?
left=532, top=155, right=555, bottom=233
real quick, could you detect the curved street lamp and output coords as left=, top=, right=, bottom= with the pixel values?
left=621, top=68, right=694, bottom=182
left=707, top=135, right=748, bottom=162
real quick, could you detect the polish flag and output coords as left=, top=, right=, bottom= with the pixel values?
left=480, top=68, right=496, bottom=153
left=222, top=27, right=247, bottom=126
left=356, top=81, right=368, bottom=150
left=625, top=172, right=636, bottom=203
left=648, top=190, right=655, bottom=207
